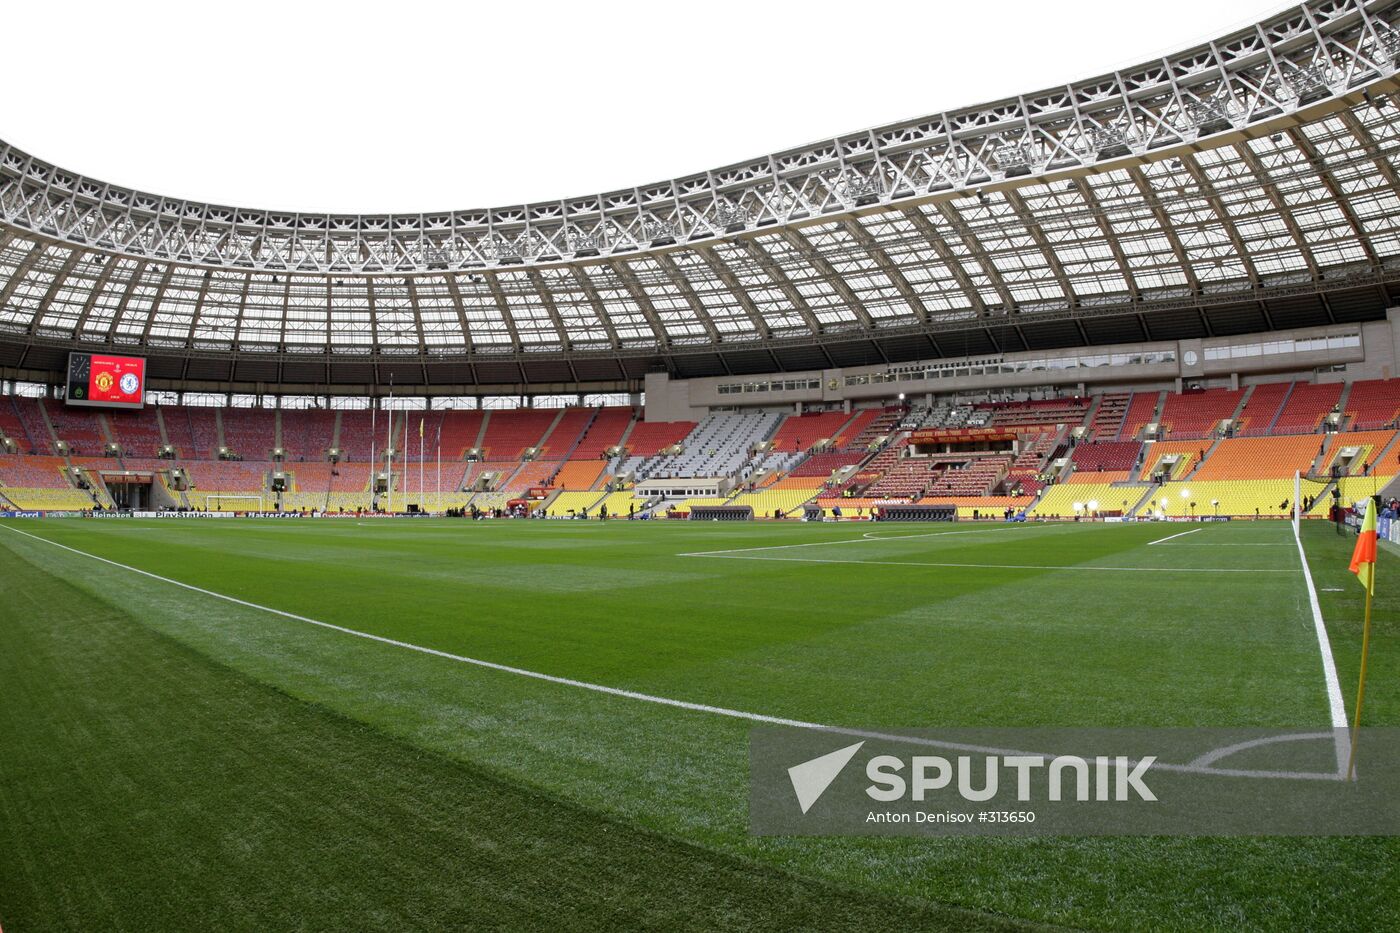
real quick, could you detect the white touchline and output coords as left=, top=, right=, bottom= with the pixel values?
left=680, top=523, right=1038, bottom=557
left=0, top=523, right=1339, bottom=781
left=1291, top=518, right=1351, bottom=777
left=682, top=553, right=1296, bottom=573
left=1147, top=528, right=1202, bottom=546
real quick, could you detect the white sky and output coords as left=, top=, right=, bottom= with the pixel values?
left=4, top=0, right=1284, bottom=213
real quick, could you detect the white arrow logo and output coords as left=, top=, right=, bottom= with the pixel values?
left=787, top=741, right=865, bottom=814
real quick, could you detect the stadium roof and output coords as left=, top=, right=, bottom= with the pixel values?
left=3, top=0, right=1400, bottom=389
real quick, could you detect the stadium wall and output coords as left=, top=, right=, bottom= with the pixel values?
left=644, top=315, right=1400, bottom=419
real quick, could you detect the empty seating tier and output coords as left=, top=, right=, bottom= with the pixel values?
left=480, top=409, right=556, bottom=460
left=1345, top=379, right=1400, bottom=430
left=1235, top=382, right=1291, bottom=436
left=1140, top=480, right=1295, bottom=518
left=572, top=407, right=633, bottom=459
left=1119, top=392, right=1162, bottom=440
left=622, top=421, right=696, bottom=457
left=280, top=410, right=337, bottom=461
left=767, top=410, right=851, bottom=452
left=541, top=491, right=608, bottom=516
left=1087, top=393, right=1129, bottom=440
left=1271, top=382, right=1342, bottom=435
left=1138, top=440, right=1206, bottom=481
left=1070, top=441, right=1140, bottom=474
left=1157, top=388, right=1244, bottom=439
left=1030, top=483, right=1135, bottom=518
left=1191, top=435, right=1321, bottom=481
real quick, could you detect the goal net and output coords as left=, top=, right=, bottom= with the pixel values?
left=1295, top=472, right=1333, bottom=534
left=205, top=495, right=266, bottom=513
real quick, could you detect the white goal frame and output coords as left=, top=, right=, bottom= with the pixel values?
left=205, top=495, right=266, bottom=513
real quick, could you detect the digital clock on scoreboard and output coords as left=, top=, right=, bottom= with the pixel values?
left=65, top=352, right=146, bottom=410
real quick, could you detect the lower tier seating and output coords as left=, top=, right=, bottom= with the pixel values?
left=727, top=488, right=821, bottom=518
left=541, top=491, right=609, bottom=516
left=1030, top=483, right=1141, bottom=518
left=0, top=487, right=96, bottom=510
left=1140, top=480, right=1295, bottom=518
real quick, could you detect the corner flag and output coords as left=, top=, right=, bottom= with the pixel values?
left=1349, top=498, right=1378, bottom=593
left=1345, top=496, right=1379, bottom=781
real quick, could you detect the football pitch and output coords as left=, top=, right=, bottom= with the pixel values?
left=1, top=516, right=1396, bottom=931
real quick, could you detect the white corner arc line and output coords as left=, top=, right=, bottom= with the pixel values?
left=1291, top=519, right=1350, bottom=776
left=1147, top=528, right=1202, bottom=546
left=0, top=523, right=1338, bottom=782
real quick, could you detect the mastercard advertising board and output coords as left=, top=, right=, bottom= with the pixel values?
left=65, top=352, right=146, bottom=410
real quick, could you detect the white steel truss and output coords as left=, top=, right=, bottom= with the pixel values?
left=0, top=0, right=1399, bottom=362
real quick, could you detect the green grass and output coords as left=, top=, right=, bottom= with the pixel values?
left=1, top=516, right=1396, bottom=930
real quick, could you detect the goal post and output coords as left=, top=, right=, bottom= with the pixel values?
left=1294, top=471, right=1301, bottom=535
left=1295, top=471, right=1333, bottom=532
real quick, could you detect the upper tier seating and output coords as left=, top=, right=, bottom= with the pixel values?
left=14, top=399, right=55, bottom=453
left=220, top=408, right=276, bottom=459
left=1070, top=441, right=1140, bottom=473
left=1271, top=382, right=1342, bottom=435
left=107, top=408, right=164, bottom=457
left=622, top=420, right=696, bottom=458
left=1120, top=392, right=1162, bottom=440
left=977, top=398, right=1090, bottom=431
left=183, top=460, right=271, bottom=495
left=767, top=410, right=851, bottom=452
left=634, top=411, right=781, bottom=480
left=50, top=407, right=105, bottom=455
left=280, top=409, right=337, bottom=461
left=1158, top=388, right=1244, bottom=439
left=1087, top=393, right=1130, bottom=440
left=831, top=408, right=880, bottom=449
left=1192, top=435, right=1321, bottom=481
left=480, top=409, right=556, bottom=460
left=163, top=405, right=220, bottom=460
left=1235, top=382, right=1291, bottom=436
left=434, top=410, right=488, bottom=460
left=45, top=401, right=107, bottom=453
left=335, top=411, right=378, bottom=460
left=572, top=407, right=633, bottom=459
left=1345, top=379, right=1400, bottom=430
left=538, top=408, right=593, bottom=458
left=788, top=450, right=869, bottom=478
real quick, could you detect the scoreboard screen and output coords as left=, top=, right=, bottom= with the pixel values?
left=65, top=352, right=146, bottom=410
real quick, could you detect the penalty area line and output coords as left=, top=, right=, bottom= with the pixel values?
left=0, top=522, right=1336, bottom=780
left=1147, top=528, right=1202, bottom=546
